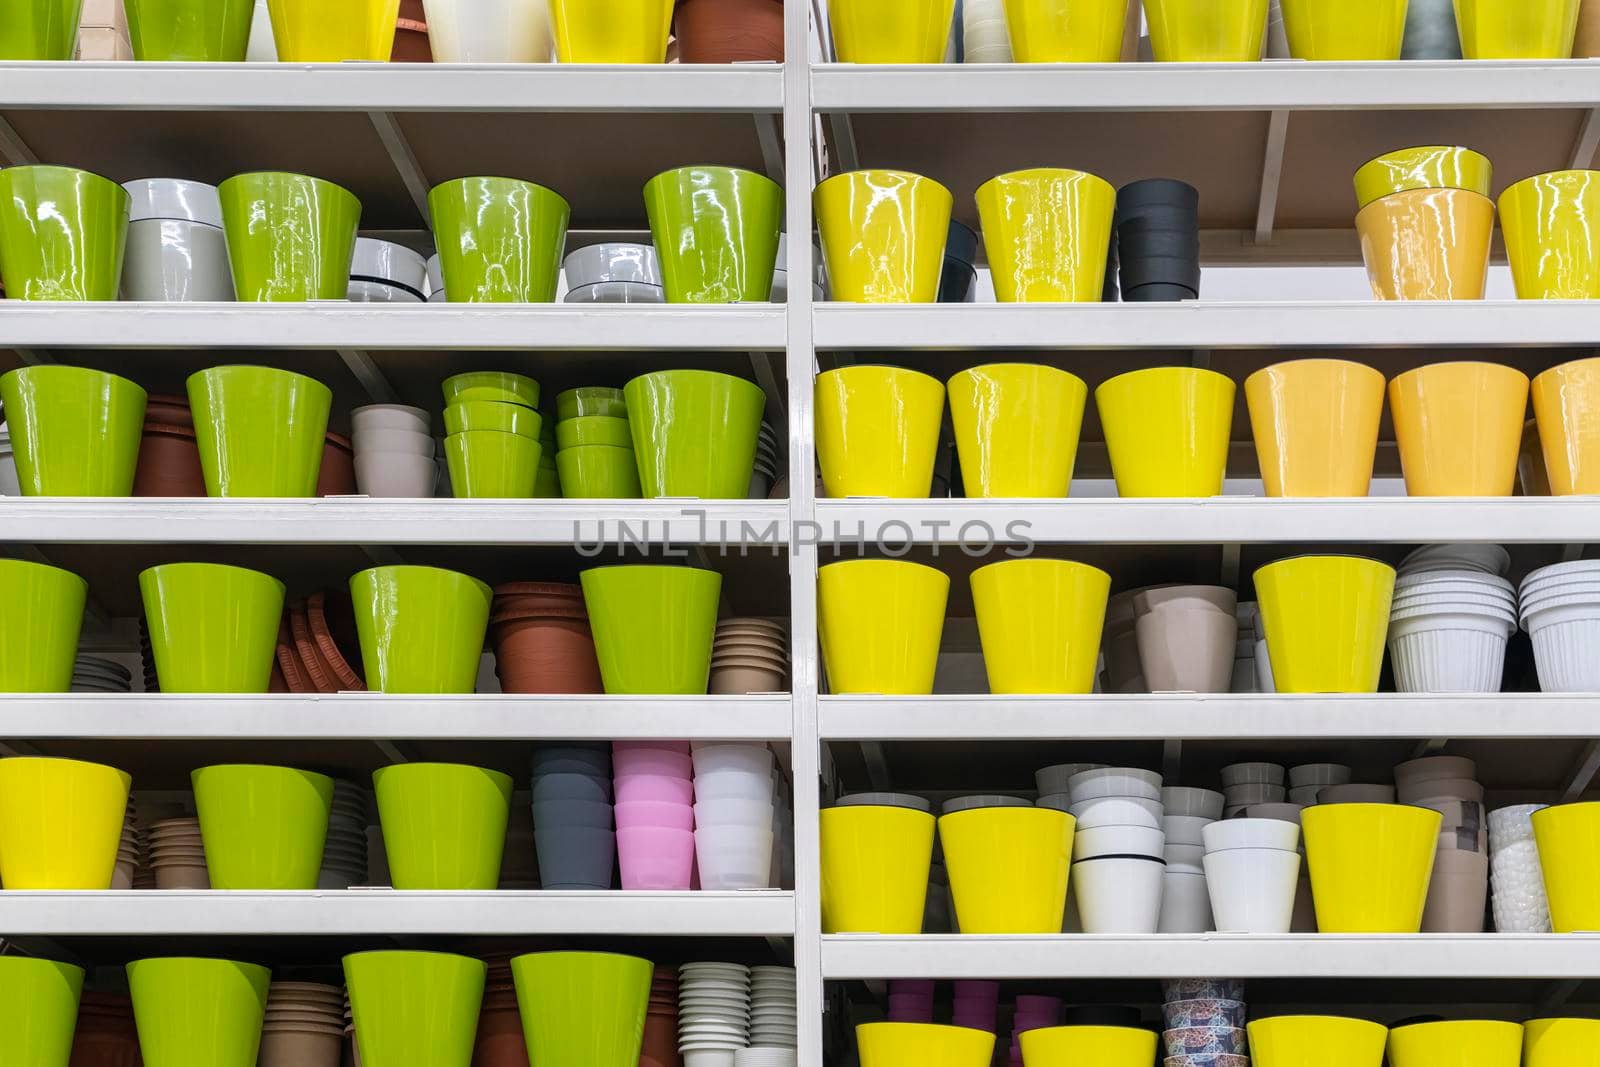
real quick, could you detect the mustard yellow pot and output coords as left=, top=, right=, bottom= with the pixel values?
left=1531, top=802, right=1600, bottom=932
left=818, top=559, right=949, bottom=695
left=1532, top=358, right=1600, bottom=496
left=1388, top=1021, right=1524, bottom=1067
left=939, top=806, right=1073, bottom=933
left=829, top=0, right=957, bottom=62
left=1455, top=0, right=1580, bottom=57
left=1356, top=188, right=1494, bottom=301
left=1142, top=0, right=1269, bottom=60
left=1279, top=0, right=1407, bottom=57
left=1002, top=0, right=1131, bottom=60
left=1352, top=145, right=1493, bottom=211
left=1524, top=1018, right=1600, bottom=1067
left=266, top=0, right=399, bottom=60
left=1521, top=417, right=1554, bottom=496
left=1253, top=555, right=1394, bottom=693
left=820, top=805, right=936, bottom=933
left=1095, top=366, right=1234, bottom=498
left=971, top=558, right=1110, bottom=694
left=858, top=1023, right=996, bottom=1067
left=1245, top=359, right=1386, bottom=497
left=1302, top=802, right=1440, bottom=932
left=816, top=171, right=952, bottom=303
left=1499, top=170, right=1600, bottom=300
left=815, top=365, right=946, bottom=499
left=548, top=0, right=672, bottom=61
left=976, top=169, right=1115, bottom=303
left=1022, top=1026, right=1157, bottom=1067
left=947, top=363, right=1088, bottom=498
left=1389, top=361, right=1529, bottom=497
left=1248, top=1016, right=1389, bottom=1067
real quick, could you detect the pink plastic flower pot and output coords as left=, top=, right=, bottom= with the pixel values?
left=618, top=826, right=695, bottom=890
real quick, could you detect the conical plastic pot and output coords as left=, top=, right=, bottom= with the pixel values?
left=1356, top=188, right=1493, bottom=301
left=1388, top=361, right=1528, bottom=496
left=1524, top=1018, right=1600, bottom=1067
left=0, top=365, right=147, bottom=496
left=821, top=805, right=937, bottom=933
left=1531, top=802, right=1600, bottom=932
left=219, top=172, right=361, bottom=300
left=547, top=0, right=671, bottom=60
left=187, top=365, right=333, bottom=497
left=421, top=0, right=554, bottom=60
left=818, top=559, right=948, bottom=694
left=0, top=956, right=83, bottom=1067
left=1532, top=357, right=1600, bottom=495
left=1096, top=367, right=1234, bottom=497
left=266, top=0, right=401, bottom=59
left=0, top=756, right=129, bottom=889
left=1500, top=170, right=1600, bottom=300
left=1455, top=0, right=1579, bottom=56
left=428, top=177, right=569, bottom=302
left=1244, top=359, right=1386, bottom=497
left=445, top=430, right=541, bottom=498
left=827, top=0, right=956, bottom=60
left=1001, top=0, right=1129, bottom=60
left=127, top=957, right=271, bottom=1067
left=815, top=366, right=946, bottom=498
left=192, top=764, right=334, bottom=889
left=349, top=566, right=492, bottom=693
left=1302, top=803, right=1440, bottom=932
left=815, top=170, right=952, bottom=302
left=373, top=762, right=513, bottom=888
left=580, top=565, right=721, bottom=694
left=1388, top=1021, right=1523, bottom=1067
left=624, top=369, right=766, bottom=498
left=140, top=563, right=286, bottom=692
left=0, top=0, right=84, bottom=58
left=0, top=558, right=86, bottom=693
left=1144, top=0, right=1269, bottom=59
left=970, top=558, right=1110, bottom=694
left=1248, top=1016, right=1388, bottom=1067
left=125, top=0, right=254, bottom=58
left=1279, top=0, right=1406, bottom=57
left=976, top=169, right=1115, bottom=302
left=643, top=166, right=783, bottom=303
left=947, top=364, right=1088, bottom=497
left=1254, top=555, right=1394, bottom=693
left=509, top=952, right=652, bottom=1067
left=344, top=951, right=486, bottom=1067
left=0, top=165, right=128, bottom=299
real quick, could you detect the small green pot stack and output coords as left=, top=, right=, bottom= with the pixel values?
left=536, top=417, right=560, bottom=497
left=554, top=387, right=641, bottom=499
left=441, top=371, right=544, bottom=498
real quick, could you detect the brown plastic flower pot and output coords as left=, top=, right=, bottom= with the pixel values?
left=317, top=432, right=356, bottom=497
left=144, top=393, right=194, bottom=428
left=674, top=0, right=784, bottom=62
left=640, top=1011, right=683, bottom=1067
left=709, top=663, right=786, bottom=694
left=309, top=590, right=366, bottom=690
left=132, top=423, right=207, bottom=497
left=392, top=0, right=433, bottom=60
left=473, top=1007, right=528, bottom=1067
left=277, top=614, right=315, bottom=694
left=490, top=616, right=603, bottom=693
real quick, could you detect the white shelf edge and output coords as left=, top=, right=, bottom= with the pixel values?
left=0, top=694, right=792, bottom=740
left=0, top=890, right=796, bottom=936
left=821, top=934, right=1600, bottom=978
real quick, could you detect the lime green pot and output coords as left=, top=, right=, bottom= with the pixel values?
left=0, top=957, right=83, bottom=1067
left=372, top=763, right=512, bottom=888
left=443, top=400, right=542, bottom=438
left=556, top=386, right=626, bottom=421
left=344, top=951, right=486, bottom=1067
left=428, top=177, right=569, bottom=302
left=0, top=166, right=128, bottom=300
left=0, top=365, right=146, bottom=496
left=579, top=565, right=721, bottom=694
left=624, top=369, right=765, bottom=498
left=510, top=952, right=652, bottom=1067
left=556, top=444, right=642, bottom=499
left=218, top=172, right=360, bottom=301
left=127, top=957, right=270, bottom=1067
left=192, top=764, right=332, bottom=889
left=0, top=559, right=86, bottom=692
left=556, top=415, right=632, bottom=450
left=643, top=166, right=783, bottom=303
left=349, top=565, right=491, bottom=693
left=139, top=563, right=285, bottom=692
left=441, top=371, right=541, bottom=408
left=535, top=463, right=562, bottom=498
left=444, top=430, right=541, bottom=498
left=186, top=365, right=332, bottom=497
left=124, top=0, right=254, bottom=59
left=0, top=0, right=84, bottom=58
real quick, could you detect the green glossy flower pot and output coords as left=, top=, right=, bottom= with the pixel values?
left=192, top=764, right=332, bottom=889
left=0, top=558, right=86, bottom=692
left=0, top=365, right=146, bottom=496
left=349, top=565, right=491, bottom=693
left=444, top=430, right=541, bottom=498
left=556, top=415, right=632, bottom=450
left=187, top=365, right=332, bottom=497
left=124, top=0, right=254, bottom=59
left=579, top=565, right=721, bottom=694
left=0, top=956, right=83, bottom=1067
left=218, top=172, right=361, bottom=301
left=139, top=563, right=285, bottom=692
left=372, top=763, right=512, bottom=889
left=535, top=463, right=562, bottom=498
left=510, top=952, right=652, bottom=1067
left=624, top=369, right=765, bottom=499
left=126, top=957, right=271, bottom=1067
left=428, top=177, right=569, bottom=302
left=556, top=444, right=641, bottom=499
left=344, top=951, right=485, bottom=1067
left=0, top=0, right=84, bottom=58
left=0, top=166, right=128, bottom=300
left=440, top=371, right=541, bottom=409
left=556, top=386, right=626, bottom=421
left=643, top=166, right=783, bottom=303
left=443, top=400, right=542, bottom=438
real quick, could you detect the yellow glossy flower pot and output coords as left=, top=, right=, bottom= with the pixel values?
left=1253, top=555, right=1394, bottom=693
left=1002, top=0, right=1131, bottom=60
left=1355, top=188, right=1494, bottom=301
left=1531, top=803, right=1600, bottom=932
left=1280, top=0, right=1406, bottom=57
left=821, top=805, right=937, bottom=933
left=1096, top=366, right=1234, bottom=498
left=1023, top=1026, right=1156, bottom=1067
left=1532, top=358, right=1600, bottom=495
left=1499, top=170, right=1600, bottom=300
left=1248, top=1016, right=1389, bottom=1067
left=819, top=559, right=949, bottom=695
left=1245, top=359, right=1386, bottom=497
left=266, top=0, right=400, bottom=60
left=976, top=169, right=1115, bottom=303
left=1455, top=0, right=1579, bottom=57
left=1524, top=1018, right=1600, bottom=1067
left=1143, top=0, right=1269, bottom=60
left=970, top=558, right=1110, bottom=694
left=549, top=0, right=672, bottom=61
left=830, top=0, right=957, bottom=61
left=816, top=170, right=952, bottom=303
left=1388, top=1021, right=1523, bottom=1067
left=948, top=364, right=1088, bottom=498
left=0, top=756, right=131, bottom=889
left=1353, top=146, right=1493, bottom=211
left=858, top=1023, right=996, bottom=1067
left=1389, top=361, right=1529, bottom=497
left=1302, top=803, right=1441, bottom=932
left=939, top=806, right=1073, bottom=933
left=816, top=366, right=946, bottom=498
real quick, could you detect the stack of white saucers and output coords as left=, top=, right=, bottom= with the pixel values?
left=748, top=966, right=797, bottom=1049
left=679, top=962, right=751, bottom=1067
left=1520, top=559, right=1600, bottom=691
left=1390, top=560, right=1516, bottom=692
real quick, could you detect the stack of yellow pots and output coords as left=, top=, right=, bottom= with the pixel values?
left=1353, top=145, right=1494, bottom=301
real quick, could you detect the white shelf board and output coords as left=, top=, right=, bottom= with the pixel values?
left=822, top=934, right=1600, bottom=979
left=0, top=694, right=791, bottom=740
left=819, top=694, right=1600, bottom=741
left=0, top=890, right=796, bottom=936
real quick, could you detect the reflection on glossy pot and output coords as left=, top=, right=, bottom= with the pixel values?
left=815, top=365, right=945, bottom=498
left=350, top=565, right=492, bottom=694
left=1355, top=187, right=1493, bottom=301
left=1388, top=361, right=1528, bottom=496
left=643, top=166, right=783, bottom=303
left=815, top=170, right=952, bottom=303
left=976, top=169, right=1115, bottom=302
left=1095, top=366, right=1234, bottom=498
left=1499, top=170, right=1600, bottom=300
left=429, top=177, right=569, bottom=303
left=0, top=165, right=129, bottom=301
left=828, top=0, right=956, bottom=61
left=947, top=363, right=1088, bottom=498
left=219, top=172, right=361, bottom=301
left=1352, top=145, right=1491, bottom=210
left=124, top=0, right=255, bottom=60
left=0, top=365, right=147, bottom=497
left=1244, top=358, right=1386, bottom=497
left=1254, top=555, right=1395, bottom=695
left=1532, top=357, right=1600, bottom=495
left=0, top=558, right=87, bottom=694
left=624, top=369, right=766, bottom=498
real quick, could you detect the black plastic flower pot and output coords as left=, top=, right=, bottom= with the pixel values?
left=1118, top=254, right=1202, bottom=291
left=1122, top=282, right=1199, bottom=302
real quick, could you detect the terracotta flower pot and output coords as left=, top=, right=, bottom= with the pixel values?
left=391, top=0, right=432, bottom=59
left=144, top=393, right=194, bottom=428
left=473, top=1006, right=528, bottom=1067
left=317, top=432, right=356, bottom=496
left=132, top=423, right=207, bottom=497
left=308, top=590, right=366, bottom=690
left=291, top=601, right=341, bottom=693
left=490, top=616, right=603, bottom=694
left=673, top=0, right=784, bottom=61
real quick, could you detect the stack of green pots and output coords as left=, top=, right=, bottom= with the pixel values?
left=537, top=417, right=560, bottom=496
left=440, top=372, right=543, bottom=499
left=553, top=387, right=641, bottom=499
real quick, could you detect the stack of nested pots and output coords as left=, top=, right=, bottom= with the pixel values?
left=1133, top=585, right=1237, bottom=694
left=121, top=178, right=232, bottom=301
left=562, top=243, right=664, bottom=303
left=748, top=422, right=781, bottom=498
left=147, top=815, right=208, bottom=889
left=1222, top=761, right=1286, bottom=817
left=536, top=417, right=559, bottom=497
left=281, top=590, right=367, bottom=695
left=318, top=778, right=371, bottom=889
left=644, top=968, right=681, bottom=1067
left=474, top=955, right=528, bottom=1067
left=442, top=372, right=543, bottom=498
left=1354, top=145, right=1494, bottom=300
left=348, top=237, right=427, bottom=303
left=614, top=740, right=696, bottom=891
left=530, top=743, right=614, bottom=890
left=71, top=990, right=141, bottom=1066
left=693, top=742, right=777, bottom=890
left=1397, top=755, right=1487, bottom=932
left=317, top=430, right=356, bottom=495
left=554, top=387, right=640, bottom=498
left=678, top=962, right=751, bottom=1063
left=489, top=581, right=602, bottom=694
left=886, top=979, right=936, bottom=1023
left=260, top=980, right=345, bottom=1067
left=426, top=253, right=445, bottom=302
left=1201, top=816, right=1302, bottom=935
left=710, top=616, right=789, bottom=694
left=72, top=654, right=132, bottom=693
left=1006, top=994, right=1059, bottom=1067
left=1389, top=546, right=1515, bottom=692
left=939, top=220, right=979, bottom=303
left=0, top=423, right=16, bottom=495
left=132, top=393, right=206, bottom=496
left=112, top=812, right=142, bottom=889
left=499, top=803, right=538, bottom=889
left=1158, top=786, right=1222, bottom=933
left=353, top=403, right=436, bottom=498
left=1520, top=559, right=1600, bottom=690
left=1115, top=179, right=1200, bottom=302
left=1068, top=769, right=1165, bottom=933
left=1489, top=802, right=1552, bottom=932
left=951, top=979, right=1000, bottom=1034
